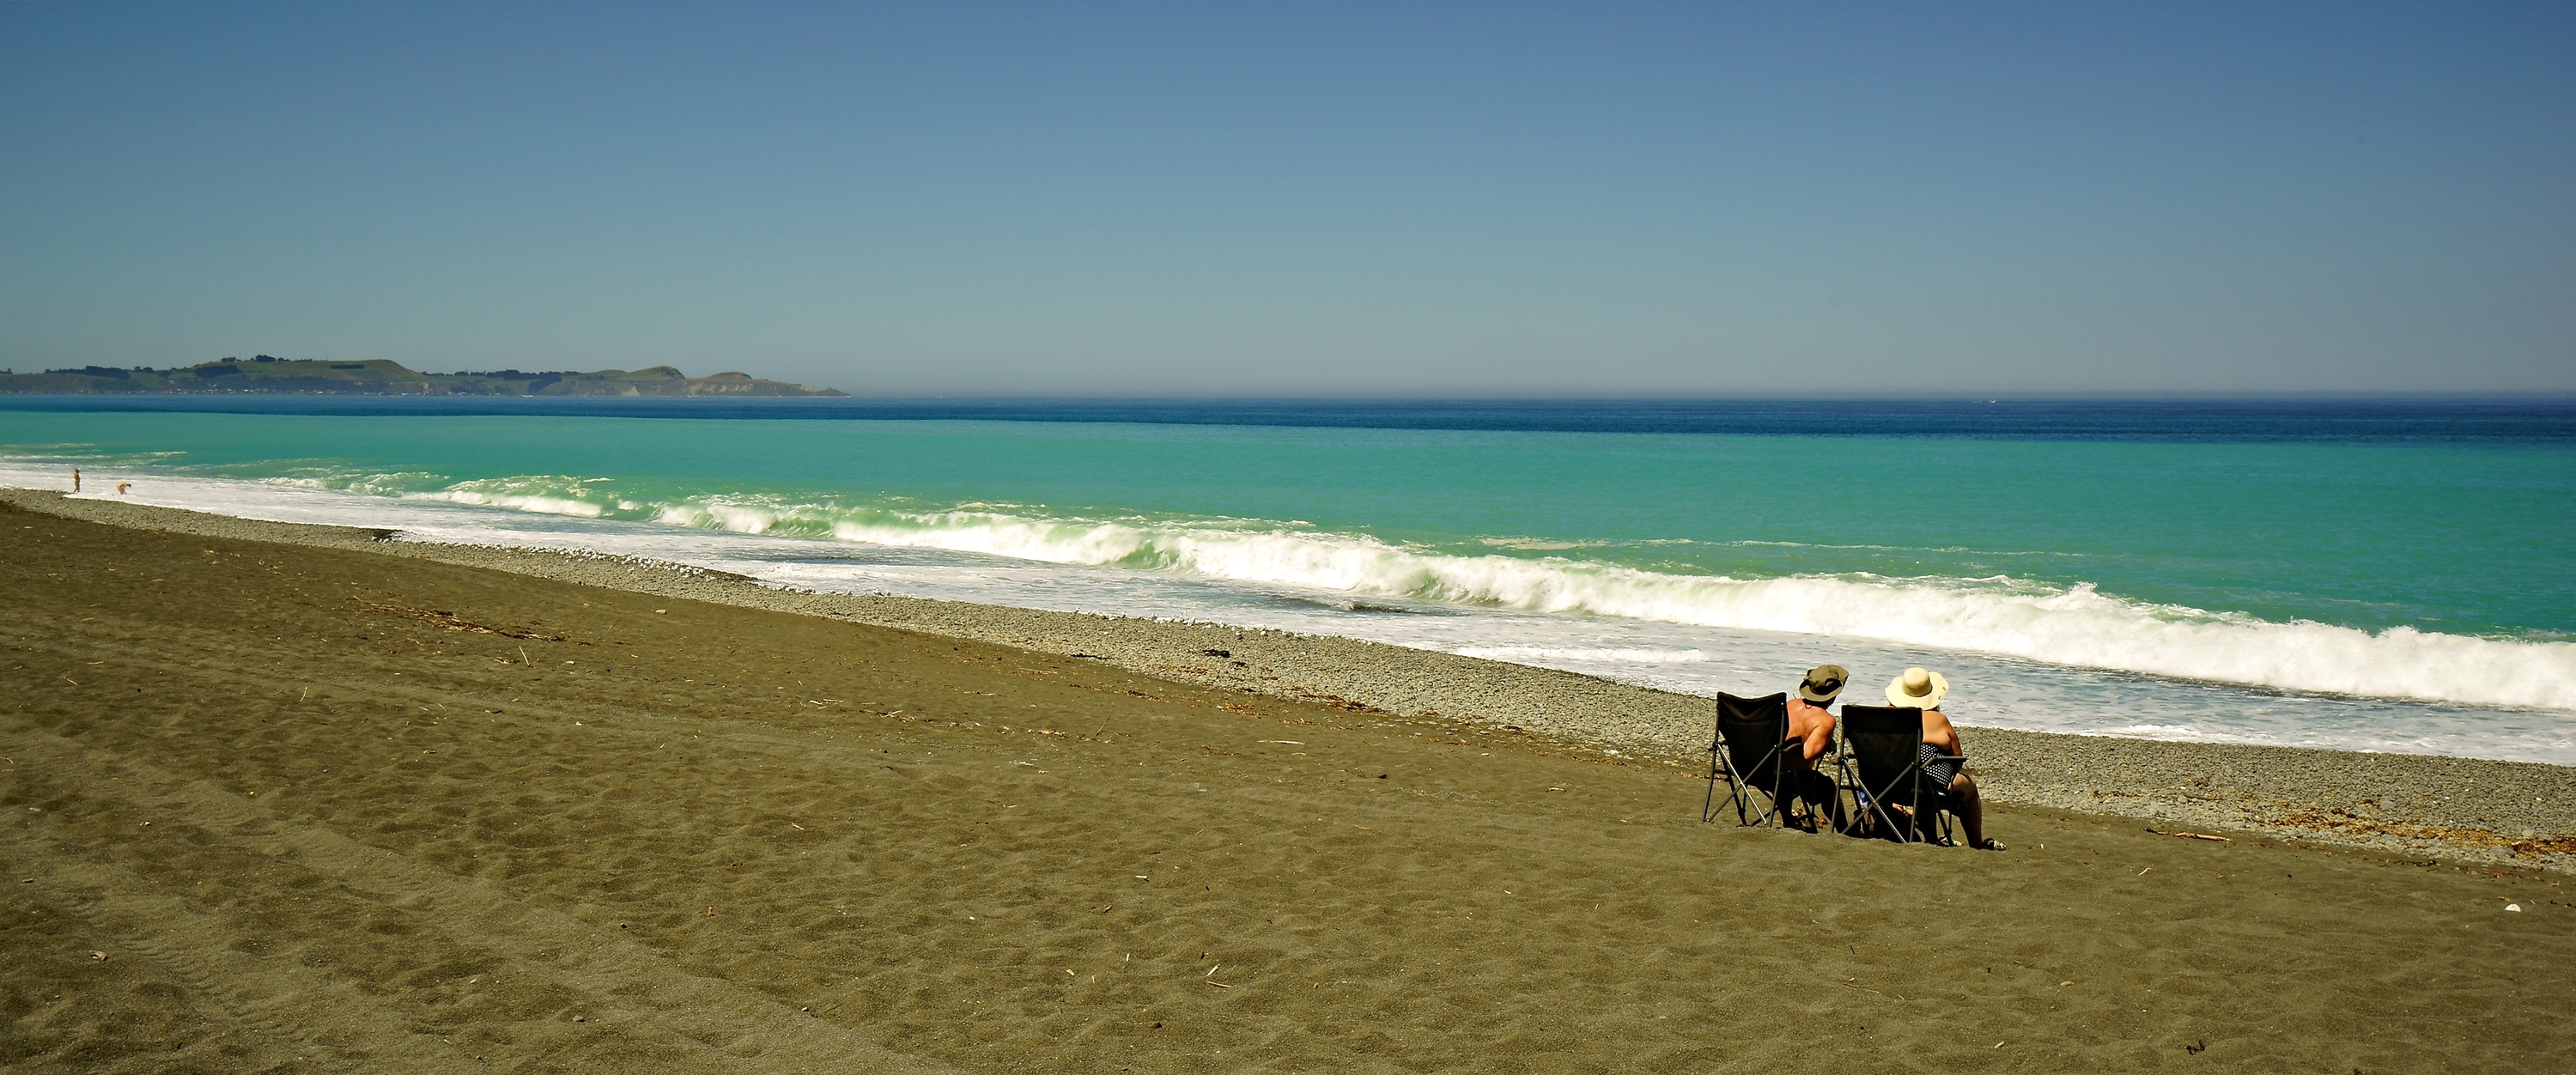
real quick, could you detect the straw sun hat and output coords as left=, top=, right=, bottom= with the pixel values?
left=1886, top=666, right=1949, bottom=709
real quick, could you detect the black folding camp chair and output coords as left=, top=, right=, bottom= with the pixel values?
left=1702, top=692, right=1820, bottom=829
left=1836, top=705, right=1962, bottom=845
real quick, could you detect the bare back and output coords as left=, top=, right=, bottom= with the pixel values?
left=1920, top=708, right=1961, bottom=756
left=1786, top=697, right=1836, bottom=763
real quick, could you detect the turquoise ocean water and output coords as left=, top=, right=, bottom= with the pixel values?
left=6, top=398, right=2571, bottom=762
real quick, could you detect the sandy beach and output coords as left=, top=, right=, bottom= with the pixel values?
left=4, top=490, right=2571, bottom=1072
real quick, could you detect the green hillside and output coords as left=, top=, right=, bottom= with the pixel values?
left=0, top=357, right=846, bottom=397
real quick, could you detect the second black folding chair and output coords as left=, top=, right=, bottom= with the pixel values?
left=1704, top=692, right=1818, bottom=829
left=1836, top=704, right=1961, bottom=845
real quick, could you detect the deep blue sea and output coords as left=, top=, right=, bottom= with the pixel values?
left=7, top=396, right=2572, bottom=762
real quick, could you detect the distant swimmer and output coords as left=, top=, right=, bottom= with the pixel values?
left=116, top=482, right=131, bottom=495
left=72, top=468, right=81, bottom=493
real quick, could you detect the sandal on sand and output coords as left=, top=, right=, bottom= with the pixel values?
left=1972, top=838, right=2007, bottom=852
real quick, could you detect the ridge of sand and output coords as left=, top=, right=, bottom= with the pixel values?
left=7, top=723, right=957, bottom=1072
left=8, top=486, right=2572, bottom=873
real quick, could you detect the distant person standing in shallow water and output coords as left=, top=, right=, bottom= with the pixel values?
left=1886, top=667, right=2003, bottom=851
left=71, top=468, right=80, bottom=493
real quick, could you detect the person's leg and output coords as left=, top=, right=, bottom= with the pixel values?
left=1781, top=766, right=1814, bottom=830
left=1948, top=773, right=2000, bottom=849
left=1801, top=768, right=1843, bottom=833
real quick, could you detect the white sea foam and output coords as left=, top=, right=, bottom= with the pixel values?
left=10, top=462, right=2573, bottom=726
left=389, top=476, right=612, bottom=518
left=1457, top=647, right=1713, bottom=665
left=410, top=489, right=607, bottom=517
left=631, top=497, right=2576, bottom=712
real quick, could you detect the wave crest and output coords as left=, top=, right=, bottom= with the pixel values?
left=331, top=480, right=2576, bottom=711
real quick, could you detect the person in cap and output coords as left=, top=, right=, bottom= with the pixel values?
left=1886, top=667, right=2002, bottom=851
left=1789, top=664, right=1844, bottom=764
left=1784, top=665, right=1848, bottom=830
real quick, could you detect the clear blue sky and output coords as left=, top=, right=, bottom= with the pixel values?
left=3, top=2, right=2568, bottom=394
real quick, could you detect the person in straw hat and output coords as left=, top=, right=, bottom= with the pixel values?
left=1886, top=667, right=2002, bottom=851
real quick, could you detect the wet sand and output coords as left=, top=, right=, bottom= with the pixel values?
left=3, top=495, right=2572, bottom=1071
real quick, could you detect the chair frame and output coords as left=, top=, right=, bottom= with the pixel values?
left=1703, top=692, right=1818, bottom=829
left=1833, top=704, right=1962, bottom=846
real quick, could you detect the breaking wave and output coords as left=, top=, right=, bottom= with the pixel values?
left=124, top=468, right=2570, bottom=714
left=597, top=490, right=2576, bottom=712
left=1457, top=647, right=1714, bottom=665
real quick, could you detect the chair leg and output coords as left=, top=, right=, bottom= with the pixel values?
left=1701, top=750, right=1721, bottom=823
left=1853, top=768, right=1917, bottom=842
left=1726, top=779, right=1762, bottom=826
left=1734, top=769, right=1770, bottom=827
left=1867, top=772, right=1940, bottom=843
left=1717, top=749, right=1783, bottom=828
left=1832, top=756, right=1865, bottom=837
left=1856, top=793, right=1905, bottom=842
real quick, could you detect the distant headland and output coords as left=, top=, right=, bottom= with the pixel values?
left=0, top=356, right=846, bottom=397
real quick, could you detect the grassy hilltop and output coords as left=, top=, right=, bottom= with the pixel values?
left=0, top=356, right=846, bottom=397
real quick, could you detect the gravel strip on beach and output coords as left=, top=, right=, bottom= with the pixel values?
left=13, top=486, right=2572, bottom=872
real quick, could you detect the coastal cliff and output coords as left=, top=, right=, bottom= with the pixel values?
left=0, top=357, right=847, bottom=397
